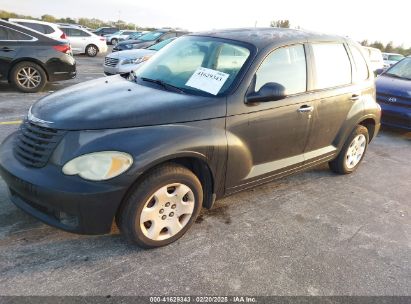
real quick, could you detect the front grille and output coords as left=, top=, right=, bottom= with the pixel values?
left=13, top=120, right=66, bottom=168
left=104, top=57, right=119, bottom=67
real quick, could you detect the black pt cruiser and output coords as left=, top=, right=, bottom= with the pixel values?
left=0, top=28, right=381, bottom=248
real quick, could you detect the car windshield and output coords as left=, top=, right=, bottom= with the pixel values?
left=147, top=38, right=175, bottom=51
left=112, top=31, right=121, bottom=35
left=388, top=54, right=404, bottom=61
left=138, top=31, right=164, bottom=41
left=134, top=36, right=252, bottom=96
left=385, top=57, right=411, bottom=80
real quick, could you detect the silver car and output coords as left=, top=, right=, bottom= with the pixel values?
left=105, top=30, right=141, bottom=45
left=103, top=38, right=175, bottom=75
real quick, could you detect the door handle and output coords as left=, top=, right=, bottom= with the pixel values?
left=0, top=47, right=14, bottom=52
left=298, top=105, right=314, bottom=113
left=350, top=94, right=361, bottom=101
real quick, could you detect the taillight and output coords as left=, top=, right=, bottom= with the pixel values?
left=60, top=32, right=67, bottom=39
left=53, top=44, right=71, bottom=54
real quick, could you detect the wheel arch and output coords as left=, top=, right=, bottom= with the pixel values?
left=358, top=117, right=377, bottom=142
left=8, top=58, right=49, bottom=81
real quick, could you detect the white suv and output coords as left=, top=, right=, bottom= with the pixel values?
left=59, top=26, right=108, bottom=57
left=9, top=18, right=66, bottom=40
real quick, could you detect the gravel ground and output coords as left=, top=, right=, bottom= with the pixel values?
left=0, top=51, right=410, bottom=296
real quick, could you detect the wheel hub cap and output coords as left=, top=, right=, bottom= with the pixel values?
left=345, top=134, right=366, bottom=169
left=140, top=183, right=195, bottom=241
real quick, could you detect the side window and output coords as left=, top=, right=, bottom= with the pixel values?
left=69, top=29, right=90, bottom=37
left=255, top=44, right=307, bottom=95
left=350, top=46, right=369, bottom=81
left=311, top=43, right=351, bottom=89
left=0, top=26, right=33, bottom=41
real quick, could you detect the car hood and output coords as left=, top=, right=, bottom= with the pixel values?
left=376, top=74, right=411, bottom=98
left=107, top=49, right=156, bottom=60
left=29, top=76, right=225, bottom=130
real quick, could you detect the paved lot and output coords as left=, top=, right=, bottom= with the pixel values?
left=0, top=52, right=410, bottom=296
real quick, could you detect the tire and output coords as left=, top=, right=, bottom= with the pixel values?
left=85, top=44, right=98, bottom=57
left=329, top=125, right=369, bottom=174
left=117, top=164, right=203, bottom=248
left=111, top=38, right=118, bottom=45
left=10, top=61, right=47, bottom=93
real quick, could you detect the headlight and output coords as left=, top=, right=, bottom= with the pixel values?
left=62, top=151, right=133, bottom=181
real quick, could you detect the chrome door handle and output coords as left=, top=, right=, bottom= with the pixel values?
left=350, top=94, right=361, bottom=101
left=298, top=105, right=314, bottom=113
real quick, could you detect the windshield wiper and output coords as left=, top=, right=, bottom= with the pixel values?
left=384, top=73, right=410, bottom=80
left=140, top=77, right=186, bottom=94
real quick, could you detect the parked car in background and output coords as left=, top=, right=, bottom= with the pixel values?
left=382, top=52, right=405, bottom=68
left=376, top=57, right=411, bottom=130
left=0, top=28, right=380, bottom=248
left=0, top=20, right=76, bottom=93
left=57, top=23, right=93, bottom=32
left=105, top=30, right=140, bottom=45
left=363, top=46, right=384, bottom=73
left=113, top=30, right=188, bottom=51
left=59, top=26, right=107, bottom=57
left=104, top=38, right=176, bottom=75
left=120, top=31, right=144, bottom=42
left=92, top=27, right=118, bottom=37
left=9, top=18, right=67, bottom=40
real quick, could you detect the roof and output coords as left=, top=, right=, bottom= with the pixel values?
left=190, top=27, right=347, bottom=49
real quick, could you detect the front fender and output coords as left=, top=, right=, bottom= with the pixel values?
left=51, top=118, right=227, bottom=196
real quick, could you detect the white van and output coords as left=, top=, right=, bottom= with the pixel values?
left=362, top=46, right=384, bottom=72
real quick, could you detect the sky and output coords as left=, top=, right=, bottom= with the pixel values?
left=1, top=0, right=410, bottom=47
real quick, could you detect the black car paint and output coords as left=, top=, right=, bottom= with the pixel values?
left=0, top=20, right=76, bottom=82
left=0, top=28, right=381, bottom=235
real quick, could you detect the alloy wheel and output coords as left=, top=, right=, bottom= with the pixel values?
left=345, top=134, right=366, bottom=169
left=16, top=67, right=41, bottom=89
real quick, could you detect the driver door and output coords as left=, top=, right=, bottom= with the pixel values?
left=225, top=44, right=313, bottom=192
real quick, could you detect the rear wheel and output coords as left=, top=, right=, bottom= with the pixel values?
left=85, top=44, right=98, bottom=57
left=111, top=38, right=118, bottom=45
left=10, top=61, right=47, bottom=93
left=329, top=125, right=369, bottom=174
left=117, top=164, right=203, bottom=248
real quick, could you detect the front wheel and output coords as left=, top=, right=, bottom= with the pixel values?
left=117, top=164, right=203, bottom=248
left=111, top=38, right=118, bottom=45
left=85, top=44, right=98, bottom=57
left=329, top=125, right=369, bottom=174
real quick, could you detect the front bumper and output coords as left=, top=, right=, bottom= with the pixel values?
left=0, top=133, right=127, bottom=235
left=380, top=103, right=411, bottom=130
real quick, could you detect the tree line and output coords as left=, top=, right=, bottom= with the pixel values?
left=0, top=10, right=156, bottom=31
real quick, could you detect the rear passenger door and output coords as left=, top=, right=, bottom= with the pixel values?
left=303, top=42, right=358, bottom=162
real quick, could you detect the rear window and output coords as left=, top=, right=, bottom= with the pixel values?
left=17, top=22, right=54, bottom=34
left=312, top=43, right=352, bottom=89
left=0, top=26, right=33, bottom=41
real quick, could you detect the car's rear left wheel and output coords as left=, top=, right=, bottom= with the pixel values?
left=329, top=125, right=369, bottom=174
left=117, top=164, right=203, bottom=248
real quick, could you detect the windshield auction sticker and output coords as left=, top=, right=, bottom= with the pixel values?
left=185, top=67, right=230, bottom=95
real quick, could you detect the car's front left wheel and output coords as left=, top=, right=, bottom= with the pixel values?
left=117, top=164, right=203, bottom=248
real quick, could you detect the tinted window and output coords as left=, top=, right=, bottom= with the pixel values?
left=17, top=22, right=54, bottom=34
left=312, top=43, right=351, bottom=89
left=350, top=46, right=369, bottom=81
left=67, top=28, right=90, bottom=37
left=0, top=26, right=33, bottom=41
left=255, top=44, right=307, bottom=95
left=159, top=33, right=177, bottom=41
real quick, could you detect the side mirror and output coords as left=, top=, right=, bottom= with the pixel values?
left=375, top=68, right=385, bottom=76
left=246, top=82, right=286, bottom=103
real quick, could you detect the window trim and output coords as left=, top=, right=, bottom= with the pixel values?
left=0, top=25, right=38, bottom=42
left=347, top=44, right=371, bottom=82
